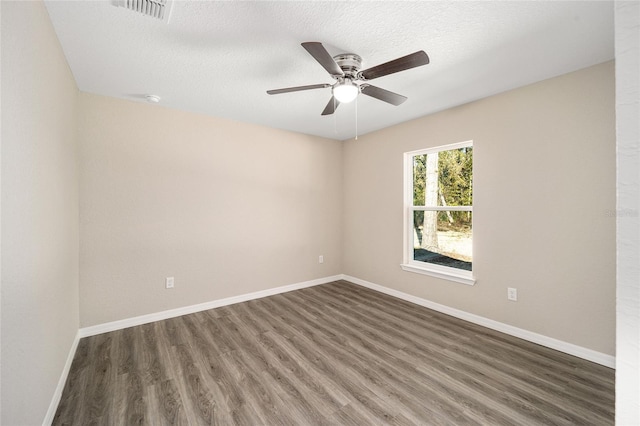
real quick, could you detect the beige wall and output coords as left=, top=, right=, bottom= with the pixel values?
left=1, top=1, right=80, bottom=424
left=78, top=93, right=343, bottom=327
left=343, top=61, right=616, bottom=355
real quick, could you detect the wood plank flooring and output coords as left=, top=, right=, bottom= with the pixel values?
left=53, top=280, right=614, bottom=425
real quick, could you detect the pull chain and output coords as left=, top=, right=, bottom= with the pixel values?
left=334, top=96, right=337, bottom=135
left=355, top=93, right=358, bottom=140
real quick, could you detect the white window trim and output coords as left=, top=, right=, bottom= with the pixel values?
left=401, top=141, right=475, bottom=286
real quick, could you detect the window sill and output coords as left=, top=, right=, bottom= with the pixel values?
left=400, top=263, right=476, bottom=286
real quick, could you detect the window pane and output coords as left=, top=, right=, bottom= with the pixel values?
left=413, top=147, right=473, bottom=207
left=413, top=210, right=472, bottom=271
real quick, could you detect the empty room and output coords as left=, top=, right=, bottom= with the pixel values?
left=1, top=1, right=638, bottom=425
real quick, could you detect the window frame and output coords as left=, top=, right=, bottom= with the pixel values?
left=401, top=141, right=475, bottom=286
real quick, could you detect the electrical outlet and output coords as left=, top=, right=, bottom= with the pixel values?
left=166, top=277, right=174, bottom=289
left=319, top=255, right=324, bottom=264
left=507, top=287, right=517, bottom=301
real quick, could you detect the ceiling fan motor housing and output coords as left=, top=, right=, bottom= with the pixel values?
left=332, top=53, right=362, bottom=78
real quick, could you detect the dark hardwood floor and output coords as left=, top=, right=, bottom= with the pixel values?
left=53, top=280, right=614, bottom=425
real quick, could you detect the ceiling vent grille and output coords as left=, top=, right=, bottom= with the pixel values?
left=116, top=0, right=173, bottom=22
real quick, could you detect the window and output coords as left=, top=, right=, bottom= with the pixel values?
left=402, top=141, right=474, bottom=285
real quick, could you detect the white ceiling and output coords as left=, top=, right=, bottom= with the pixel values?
left=44, top=1, right=614, bottom=141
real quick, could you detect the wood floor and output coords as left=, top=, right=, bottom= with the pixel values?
left=54, top=280, right=614, bottom=425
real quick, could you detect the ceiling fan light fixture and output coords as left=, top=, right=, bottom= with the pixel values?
left=333, top=80, right=359, bottom=103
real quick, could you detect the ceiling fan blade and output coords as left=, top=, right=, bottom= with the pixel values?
left=360, top=84, right=407, bottom=106
left=267, top=83, right=331, bottom=95
left=302, top=42, right=344, bottom=77
left=321, top=96, right=340, bottom=115
left=359, top=51, right=429, bottom=81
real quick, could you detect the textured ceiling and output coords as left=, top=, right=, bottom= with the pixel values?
left=44, top=1, right=614, bottom=141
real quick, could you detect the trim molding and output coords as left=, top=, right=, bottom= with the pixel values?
left=79, top=275, right=342, bottom=338
left=43, top=330, right=81, bottom=426
left=341, top=274, right=615, bottom=369
left=400, top=263, right=475, bottom=286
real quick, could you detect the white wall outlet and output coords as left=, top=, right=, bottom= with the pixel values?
left=507, top=287, right=517, bottom=301
left=319, top=255, right=324, bottom=264
left=166, top=277, right=174, bottom=289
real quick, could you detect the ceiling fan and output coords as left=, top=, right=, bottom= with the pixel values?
left=267, top=42, right=430, bottom=116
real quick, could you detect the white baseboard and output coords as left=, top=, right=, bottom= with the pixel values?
left=79, top=275, right=342, bottom=338
left=340, top=274, right=615, bottom=369
left=43, top=330, right=81, bottom=426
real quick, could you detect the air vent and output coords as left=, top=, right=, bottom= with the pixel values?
left=116, top=0, right=173, bottom=22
